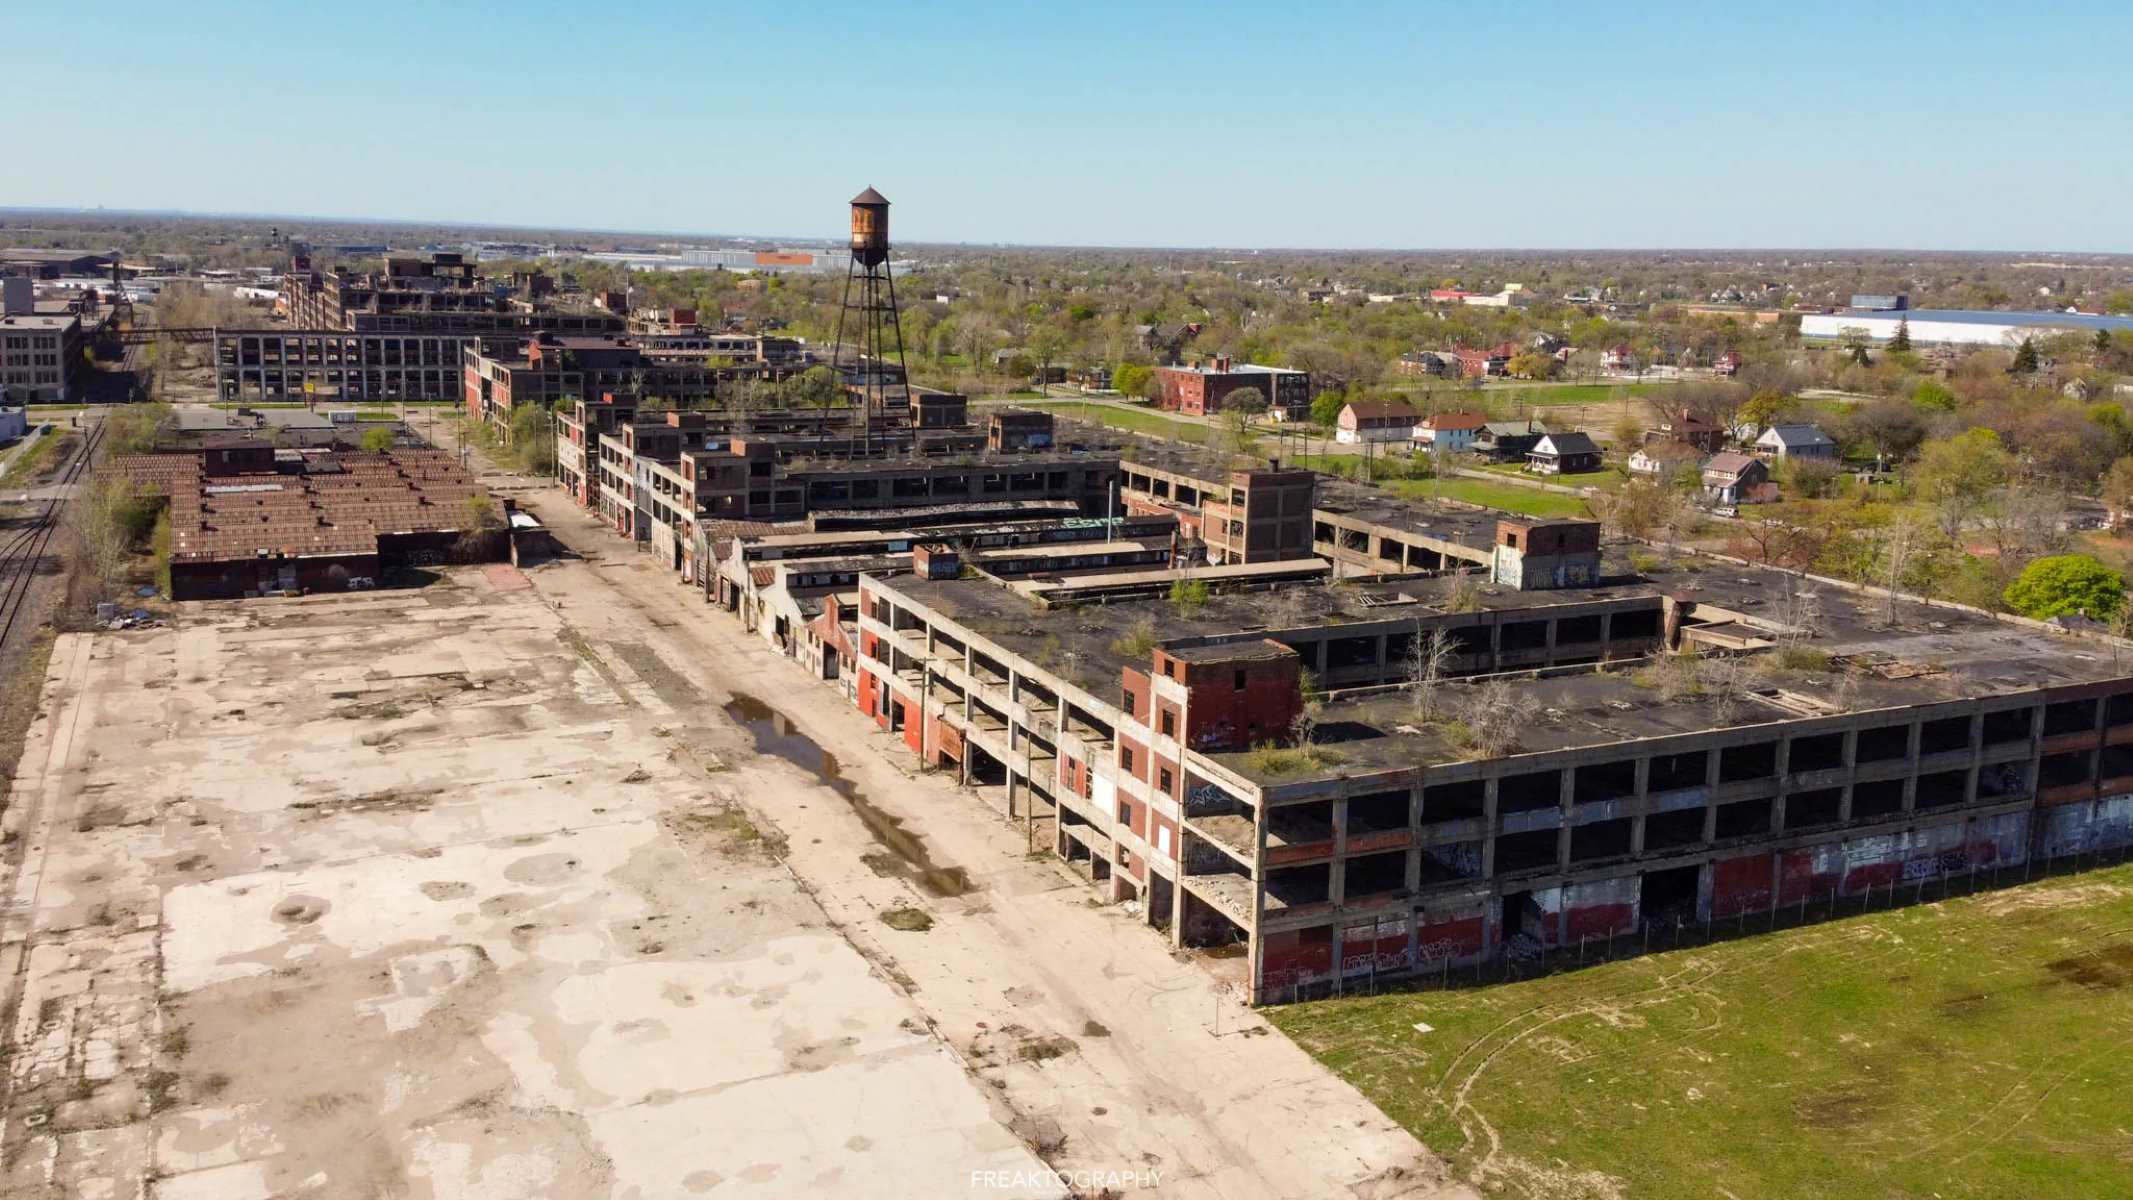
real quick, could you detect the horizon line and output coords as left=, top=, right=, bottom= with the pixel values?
left=2, top=205, right=2130, bottom=260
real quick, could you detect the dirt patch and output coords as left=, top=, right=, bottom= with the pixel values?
left=2044, top=943, right=2133, bottom=990
left=271, top=895, right=330, bottom=925
left=879, top=907, right=934, bottom=933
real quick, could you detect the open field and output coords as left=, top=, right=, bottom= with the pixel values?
left=0, top=572, right=1055, bottom=1198
left=1387, top=478, right=1593, bottom=519
left=1030, top=400, right=1211, bottom=443
left=1272, top=861, right=2133, bottom=1200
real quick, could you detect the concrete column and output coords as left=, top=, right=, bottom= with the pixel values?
left=1901, top=722, right=1923, bottom=811
left=1701, top=749, right=1723, bottom=843
left=1555, top=767, right=1576, bottom=869
left=1838, top=729, right=1859, bottom=822
left=1480, top=777, right=1500, bottom=877
left=1770, top=738, right=1792, bottom=831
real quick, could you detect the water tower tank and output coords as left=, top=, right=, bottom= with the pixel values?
left=849, top=187, right=889, bottom=267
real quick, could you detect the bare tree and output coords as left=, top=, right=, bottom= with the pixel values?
left=1462, top=678, right=1538, bottom=757
left=1408, top=622, right=1458, bottom=719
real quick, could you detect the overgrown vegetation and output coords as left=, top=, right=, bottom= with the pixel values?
left=1273, top=860, right=2133, bottom=1200
left=1168, top=577, right=1209, bottom=615
left=1244, top=741, right=1341, bottom=776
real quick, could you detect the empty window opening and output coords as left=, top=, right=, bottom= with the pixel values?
left=1640, top=864, right=1702, bottom=926
left=1920, top=716, right=1973, bottom=756
left=1790, top=732, right=1845, bottom=773
left=1855, top=724, right=1910, bottom=763
left=1498, top=770, right=1562, bottom=814
left=1348, top=789, right=1410, bottom=835
left=1983, top=708, right=2033, bottom=745
left=1787, top=787, right=1843, bottom=828
left=1570, top=818, right=1633, bottom=863
left=2045, top=699, right=2098, bottom=737
left=1649, top=750, right=1709, bottom=793
left=1344, top=851, right=1407, bottom=899
left=2040, top=751, right=2093, bottom=790
left=1714, top=799, right=1773, bottom=839
left=1422, top=780, right=1486, bottom=825
left=1644, top=807, right=1705, bottom=852
left=1915, top=770, right=1968, bottom=811
left=1574, top=759, right=1636, bottom=806
left=1719, top=741, right=1778, bottom=783
left=1494, top=830, right=1559, bottom=873
left=1852, top=779, right=1904, bottom=819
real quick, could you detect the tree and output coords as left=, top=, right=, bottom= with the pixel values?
left=1912, top=427, right=2012, bottom=536
left=2102, top=456, right=2133, bottom=528
left=2003, top=554, right=2125, bottom=620
left=1843, top=394, right=1926, bottom=465
left=1308, top=388, right=1345, bottom=429
left=1888, top=317, right=1912, bottom=352
left=1407, top=623, right=1457, bottom=719
left=1910, top=378, right=1958, bottom=412
left=2010, top=338, right=2040, bottom=375
left=1738, top=389, right=1792, bottom=433
left=1111, top=362, right=1152, bottom=399
left=359, top=425, right=395, bottom=454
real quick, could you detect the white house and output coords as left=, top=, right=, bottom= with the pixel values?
left=1413, top=410, right=1489, bottom=454
left=1753, top=424, right=1837, bottom=460
left=1336, top=399, right=1419, bottom=444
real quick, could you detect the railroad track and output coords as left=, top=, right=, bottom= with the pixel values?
left=0, top=418, right=109, bottom=653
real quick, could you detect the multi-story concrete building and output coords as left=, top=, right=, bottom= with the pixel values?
left=0, top=310, right=81, bottom=403
left=842, top=513, right=2133, bottom=1004
left=216, top=252, right=628, bottom=404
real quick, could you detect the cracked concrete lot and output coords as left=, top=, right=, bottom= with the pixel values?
left=0, top=569, right=1056, bottom=1199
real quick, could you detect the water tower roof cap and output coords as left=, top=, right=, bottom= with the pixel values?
left=851, top=186, right=889, bottom=206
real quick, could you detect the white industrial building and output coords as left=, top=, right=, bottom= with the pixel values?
left=1800, top=307, right=2133, bottom=347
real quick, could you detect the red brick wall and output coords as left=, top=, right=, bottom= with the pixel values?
left=1119, top=667, right=1152, bottom=723
left=1416, top=913, right=1486, bottom=962
left=1118, top=735, right=1150, bottom=784
left=1179, top=650, right=1301, bottom=752
left=1260, top=927, right=1333, bottom=983
left=857, top=670, right=886, bottom=729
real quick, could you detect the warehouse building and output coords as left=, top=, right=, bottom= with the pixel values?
left=1800, top=307, right=2133, bottom=347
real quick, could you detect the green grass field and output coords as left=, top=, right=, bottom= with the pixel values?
left=1272, top=862, right=2133, bottom=1200
left=1388, top=477, right=1592, bottom=518
left=1032, top=400, right=1211, bottom=444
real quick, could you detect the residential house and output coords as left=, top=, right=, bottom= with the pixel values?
left=1454, top=341, right=1519, bottom=379
left=1413, top=410, right=1489, bottom=454
left=1528, top=431, right=1603, bottom=475
left=1627, top=440, right=1703, bottom=482
left=1601, top=344, right=1638, bottom=373
left=1651, top=408, right=1725, bottom=453
left=1714, top=351, right=1743, bottom=377
left=1475, top=420, right=1545, bottom=463
left=1336, top=399, right=1419, bottom=444
left=1754, top=423, right=1837, bottom=461
left=1701, top=452, right=1775, bottom=505
left=1396, top=350, right=1458, bottom=379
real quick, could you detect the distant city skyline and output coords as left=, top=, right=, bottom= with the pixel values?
left=7, top=1, right=2133, bottom=252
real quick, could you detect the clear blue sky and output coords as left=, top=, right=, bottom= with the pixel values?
left=7, top=1, right=2131, bottom=251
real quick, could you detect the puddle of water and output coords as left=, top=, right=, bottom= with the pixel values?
left=723, top=692, right=974, bottom=898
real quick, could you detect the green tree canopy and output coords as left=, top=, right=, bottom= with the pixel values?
left=1912, top=427, right=2012, bottom=535
left=2003, top=554, right=2125, bottom=620
left=359, top=425, right=395, bottom=453
left=2010, top=338, right=2040, bottom=374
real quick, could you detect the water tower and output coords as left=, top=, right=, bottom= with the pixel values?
left=831, top=187, right=908, bottom=442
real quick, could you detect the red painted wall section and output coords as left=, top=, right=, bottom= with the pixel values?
left=1710, top=852, right=1773, bottom=918
left=1563, top=876, right=1639, bottom=939
left=1777, top=844, right=1844, bottom=906
left=901, top=701, right=923, bottom=754
left=1260, top=926, right=1333, bottom=986
left=1416, top=912, right=1487, bottom=962
left=855, top=669, right=882, bottom=727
